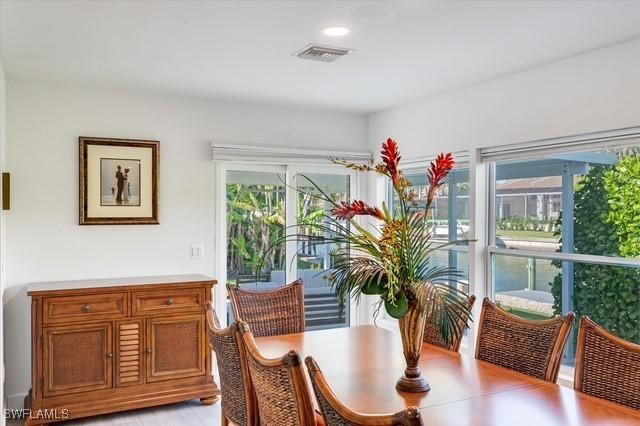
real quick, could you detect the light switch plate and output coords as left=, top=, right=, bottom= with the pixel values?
left=190, top=244, right=204, bottom=259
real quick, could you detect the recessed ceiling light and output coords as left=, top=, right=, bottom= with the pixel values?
left=323, top=26, right=350, bottom=37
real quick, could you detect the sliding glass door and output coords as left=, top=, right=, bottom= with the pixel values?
left=294, top=172, right=351, bottom=329
left=222, top=164, right=356, bottom=329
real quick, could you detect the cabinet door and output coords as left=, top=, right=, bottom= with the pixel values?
left=146, top=315, right=205, bottom=382
left=43, top=322, right=113, bottom=397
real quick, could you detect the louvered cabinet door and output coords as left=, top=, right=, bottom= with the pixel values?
left=43, top=322, right=113, bottom=397
left=115, top=320, right=144, bottom=386
left=146, top=315, right=205, bottom=382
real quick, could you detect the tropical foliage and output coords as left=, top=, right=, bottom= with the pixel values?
left=226, top=180, right=345, bottom=281
left=604, top=155, right=640, bottom=257
left=226, top=183, right=285, bottom=279
left=268, top=139, right=472, bottom=346
left=549, top=161, right=640, bottom=343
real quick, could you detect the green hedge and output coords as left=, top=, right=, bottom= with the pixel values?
left=604, top=156, right=640, bottom=258
left=550, top=164, right=640, bottom=344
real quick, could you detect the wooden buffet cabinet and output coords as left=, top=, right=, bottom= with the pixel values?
left=26, top=275, right=220, bottom=425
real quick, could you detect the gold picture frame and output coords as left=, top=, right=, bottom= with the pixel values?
left=79, top=137, right=159, bottom=225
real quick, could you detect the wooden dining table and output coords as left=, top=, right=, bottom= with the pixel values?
left=255, top=325, right=640, bottom=426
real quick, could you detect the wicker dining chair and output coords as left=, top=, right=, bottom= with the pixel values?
left=475, top=297, right=575, bottom=382
left=237, top=320, right=324, bottom=426
left=574, top=316, right=640, bottom=410
left=228, top=279, right=306, bottom=337
left=423, top=294, right=476, bottom=352
left=205, top=303, right=258, bottom=426
left=305, top=356, right=424, bottom=426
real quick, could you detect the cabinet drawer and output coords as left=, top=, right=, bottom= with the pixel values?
left=132, top=288, right=205, bottom=316
left=43, top=293, right=127, bottom=324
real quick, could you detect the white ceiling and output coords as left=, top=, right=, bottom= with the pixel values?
left=1, top=0, right=639, bottom=114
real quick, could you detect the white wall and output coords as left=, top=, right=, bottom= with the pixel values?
left=369, top=39, right=640, bottom=157
left=3, top=80, right=368, bottom=405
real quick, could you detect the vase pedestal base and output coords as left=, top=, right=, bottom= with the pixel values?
left=396, top=375, right=431, bottom=393
left=397, top=300, right=431, bottom=393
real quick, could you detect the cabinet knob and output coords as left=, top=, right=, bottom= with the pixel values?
left=83, top=304, right=92, bottom=312
left=146, top=349, right=152, bottom=354
left=167, top=298, right=175, bottom=305
left=106, top=352, right=113, bottom=358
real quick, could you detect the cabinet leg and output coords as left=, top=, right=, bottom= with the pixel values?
left=200, top=395, right=219, bottom=405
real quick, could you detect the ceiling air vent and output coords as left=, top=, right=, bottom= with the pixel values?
left=295, top=44, right=354, bottom=63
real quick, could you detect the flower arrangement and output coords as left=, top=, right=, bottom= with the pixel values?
left=264, top=138, right=472, bottom=391
left=325, top=139, right=471, bottom=344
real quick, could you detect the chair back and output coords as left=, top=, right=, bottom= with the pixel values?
left=475, top=297, right=574, bottom=382
left=423, top=294, right=476, bottom=351
left=574, top=316, right=640, bottom=410
left=305, top=357, right=423, bottom=426
left=238, top=321, right=317, bottom=426
left=205, top=303, right=257, bottom=426
left=228, top=279, right=305, bottom=338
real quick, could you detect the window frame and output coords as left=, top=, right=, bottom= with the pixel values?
left=486, top=136, right=640, bottom=361
left=487, top=152, right=640, bottom=297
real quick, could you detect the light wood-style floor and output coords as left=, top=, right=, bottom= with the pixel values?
left=8, top=400, right=221, bottom=426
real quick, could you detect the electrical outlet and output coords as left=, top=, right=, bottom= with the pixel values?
left=190, top=244, right=204, bottom=259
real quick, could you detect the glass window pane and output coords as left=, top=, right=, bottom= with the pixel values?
left=572, top=149, right=640, bottom=258
left=493, top=255, right=557, bottom=320
left=492, top=253, right=640, bottom=364
left=494, top=148, right=640, bottom=257
left=494, top=164, right=561, bottom=251
left=296, top=173, right=350, bottom=329
left=394, top=169, right=469, bottom=243
left=430, top=250, right=469, bottom=294
left=226, top=171, right=286, bottom=288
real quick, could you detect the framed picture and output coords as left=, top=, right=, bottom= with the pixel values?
left=79, top=137, right=159, bottom=225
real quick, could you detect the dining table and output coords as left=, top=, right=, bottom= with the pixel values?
left=255, top=325, right=640, bottom=426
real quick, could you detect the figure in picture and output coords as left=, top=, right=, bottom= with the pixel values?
left=100, top=159, right=141, bottom=207
left=122, top=168, right=131, bottom=203
left=115, top=165, right=125, bottom=204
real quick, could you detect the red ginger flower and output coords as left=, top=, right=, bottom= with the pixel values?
left=381, top=138, right=401, bottom=185
left=428, top=152, right=455, bottom=188
left=332, top=200, right=385, bottom=221
left=426, top=152, right=455, bottom=208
